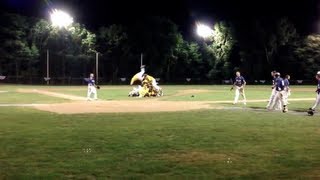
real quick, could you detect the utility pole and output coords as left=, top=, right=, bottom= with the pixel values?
left=96, top=52, right=99, bottom=83
left=46, top=49, right=49, bottom=85
left=140, top=53, right=143, bottom=66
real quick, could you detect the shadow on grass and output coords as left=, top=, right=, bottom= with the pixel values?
left=249, top=106, right=266, bottom=110
left=221, top=104, right=316, bottom=116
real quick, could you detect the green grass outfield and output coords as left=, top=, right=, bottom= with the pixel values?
left=0, top=85, right=320, bottom=178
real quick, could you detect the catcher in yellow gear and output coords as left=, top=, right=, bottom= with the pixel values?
left=143, top=74, right=163, bottom=96
left=129, top=70, right=163, bottom=97
left=130, top=66, right=145, bottom=85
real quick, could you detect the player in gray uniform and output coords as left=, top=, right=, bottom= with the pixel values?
left=283, top=75, right=291, bottom=104
left=307, top=71, right=320, bottom=116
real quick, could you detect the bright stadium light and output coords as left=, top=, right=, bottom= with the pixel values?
left=50, top=9, right=73, bottom=28
left=196, top=23, right=214, bottom=38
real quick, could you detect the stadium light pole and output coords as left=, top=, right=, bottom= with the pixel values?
left=45, top=9, right=74, bottom=84
left=46, top=49, right=49, bottom=84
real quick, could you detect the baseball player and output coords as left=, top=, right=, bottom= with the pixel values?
left=128, top=85, right=142, bottom=97
left=266, top=71, right=277, bottom=108
left=284, top=75, right=291, bottom=104
left=130, top=65, right=145, bottom=85
left=307, top=71, right=320, bottom=116
left=266, top=71, right=282, bottom=110
left=87, top=73, right=98, bottom=101
left=142, top=73, right=161, bottom=93
left=232, top=71, right=247, bottom=105
left=268, top=72, right=288, bottom=112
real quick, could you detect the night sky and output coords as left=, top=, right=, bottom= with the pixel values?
left=1, top=0, right=319, bottom=37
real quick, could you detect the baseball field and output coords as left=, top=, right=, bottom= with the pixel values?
left=0, top=85, right=319, bottom=179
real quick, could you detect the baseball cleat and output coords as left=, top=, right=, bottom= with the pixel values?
left=282, top=105, right=288, bottom=113
left=307, top=108, right=314, bottom=116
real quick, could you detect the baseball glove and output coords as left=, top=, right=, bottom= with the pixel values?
left=96, top=86, right=100, bottom=89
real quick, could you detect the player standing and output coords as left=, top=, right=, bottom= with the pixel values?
left=266, top=71, right=277, bottom=109
left=284, top=75, right=291, bottom=104
left=307, top=71, right=320, bottom=116
left=269, top=72, right=288, bottom=112
left=87, top=73, right=98, bottom=101
left=232, top=71, right=247, bottom=105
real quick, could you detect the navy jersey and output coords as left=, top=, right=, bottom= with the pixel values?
left=317, top=80, right=320, bottom=94
left=275, top=77, right=285, bottom=91
left=234, top=76, right=246, bottom=87
left=284, top=79, right=290, bottom=87
left=88, top=78, right=95, bottom=86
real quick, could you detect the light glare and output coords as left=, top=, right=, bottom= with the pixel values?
left=50, top=9, right=73, bottom=28
left=197, top=23, right=214, bottom=38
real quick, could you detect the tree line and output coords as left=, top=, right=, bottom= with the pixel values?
left=0, top=12, right=319, bottom=84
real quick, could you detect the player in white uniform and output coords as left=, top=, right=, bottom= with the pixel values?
left=307, top=71, right=320, bottom=116
left=232, top=71, right=247, bottom=105
left=87, top=73, right=98, bottom=101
